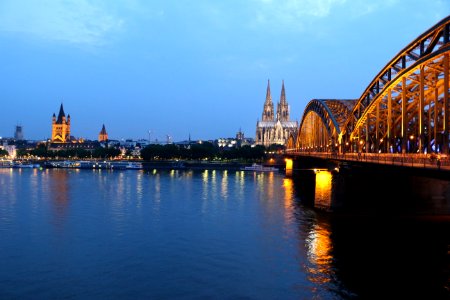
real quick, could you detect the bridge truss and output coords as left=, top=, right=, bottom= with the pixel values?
left=294, top=16, right=450, bottom=155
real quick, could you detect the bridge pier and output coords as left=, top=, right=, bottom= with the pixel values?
left=286, top=156, right=344, bottom=211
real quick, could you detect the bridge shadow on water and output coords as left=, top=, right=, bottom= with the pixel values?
left=290, top=160, right=450, bottom=216
left=290, top=167, right=450, bottom=298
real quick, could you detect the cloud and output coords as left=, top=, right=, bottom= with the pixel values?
left=249, top=0, right=398, bottom=30
left=251, top=0, right=345, bottom=25
left=0, top=0, right=124, bottom=46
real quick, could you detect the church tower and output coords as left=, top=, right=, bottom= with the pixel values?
left=262, top=79, right=274, bottom=121
left=51, top=103, right=71, bottom=143
left=276, top=80, right=290, bottom=122
left=98, top=124, right=108, bottom=142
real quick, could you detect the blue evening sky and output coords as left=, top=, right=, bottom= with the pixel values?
left=0, top=0, right=448, bottom=142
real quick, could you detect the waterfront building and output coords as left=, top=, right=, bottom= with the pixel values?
left=255, top=80, right=298, bottom=146
left=217, top=129, right=253, bottom=148
left=47, top=140, right=97, bottom=152
left=99, top=124, right=108, bottom=142
left=0, top=143, right=16, bottom=158
left=51, top=103, right=71, bottom=143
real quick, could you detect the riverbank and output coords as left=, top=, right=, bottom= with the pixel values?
left=1, top=159, right=286, bottom=172
left=143, top=160, right=286, bottom=171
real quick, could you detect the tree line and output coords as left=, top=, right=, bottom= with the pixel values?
left=14, top=144, right=121, bottom=159
left=2, top=141, right=283, bottom=161
left=140, top=142, right=268, bottom=161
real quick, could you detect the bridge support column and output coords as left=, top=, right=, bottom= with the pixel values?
left=402, top=77, right=408, bottom=153
left=366, top=118, right=369, bottom=153
left=419, top=65, right=425, bottom=153
left=375, top=101, right=380, bottom=153
left=388, top=89, right=393, bottom=153
left=434, top=85, right=439, bottom=152
left=444, top=53, right=449, bottom=154
left=427, top=84, right=432, bottom=154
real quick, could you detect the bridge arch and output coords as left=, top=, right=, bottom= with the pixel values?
left=292, top=16, right=450, bottom=156
left=296, top=99, right=356, bottom=152
left=340, top=15, right=450, bottom=154
left=286, top=133, right=296, bottom=151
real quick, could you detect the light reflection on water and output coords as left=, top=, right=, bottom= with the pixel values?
left=0, top=168, right=448, bottom=299
left=305, top=223, right=333, bottom=285
left=221, top=170, right=228, bottom=200
left=314, top=170, right=332, bottom=210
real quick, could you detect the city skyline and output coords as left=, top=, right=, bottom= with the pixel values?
left=0, top=1, right=448, bottom=141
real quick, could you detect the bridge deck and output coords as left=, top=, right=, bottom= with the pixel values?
left=286, top=152, right=450, bottom=171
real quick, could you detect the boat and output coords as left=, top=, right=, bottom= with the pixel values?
left=110, top=161, right=143, bottom=170
left=125, top=162, right=143, bottom=170
left=42, top=160, right=143, bottom=170
left=12, top=161, right=41, bottom=168
left=241, top=163, right=279, bottom=172
left=0, top=160, right=13, bottom=168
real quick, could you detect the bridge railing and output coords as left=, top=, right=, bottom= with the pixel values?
left=285, top=150, right=449, bottom=170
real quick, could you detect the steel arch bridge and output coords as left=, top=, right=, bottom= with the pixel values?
left=289, top=15, right=450, bottom=157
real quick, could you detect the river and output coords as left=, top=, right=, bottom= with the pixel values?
left=0, top=168, right=448, bottom=299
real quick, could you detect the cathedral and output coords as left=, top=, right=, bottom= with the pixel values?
left=255, top=80, right=298, bottom=146
left=51, top=103, right=71, bottom=143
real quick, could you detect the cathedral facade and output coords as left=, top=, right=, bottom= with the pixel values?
left=51, top=103, right=71, bottom=143
left=255, top=80, right=298, bottom=146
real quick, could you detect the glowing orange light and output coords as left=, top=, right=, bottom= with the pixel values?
left=285, top=158, right=293, bottom=171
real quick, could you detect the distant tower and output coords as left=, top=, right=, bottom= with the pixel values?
left=14, top=125, right=24, bottom=140
left=51, top=103, right=71, bottom=143
left=236, top=128, right=244, bottom=140
left=99, top=124, right=108, bottom=142
left=262, top=79, right=274, bottom=121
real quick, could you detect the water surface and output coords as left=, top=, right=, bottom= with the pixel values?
left=0, top=168, right=448, bottom=299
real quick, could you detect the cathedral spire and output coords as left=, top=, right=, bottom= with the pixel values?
left=265, top=79, right=272, bottom=104
left=262, top=79, right=274, bottom=121
left=277, top=80, right=289, bottom=122
left=280, top=80, right=287, bottom=104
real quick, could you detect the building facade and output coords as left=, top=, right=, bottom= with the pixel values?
left=255, top=80, right=298, bottom=146
left=51, top=104, right=71, bottom=143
